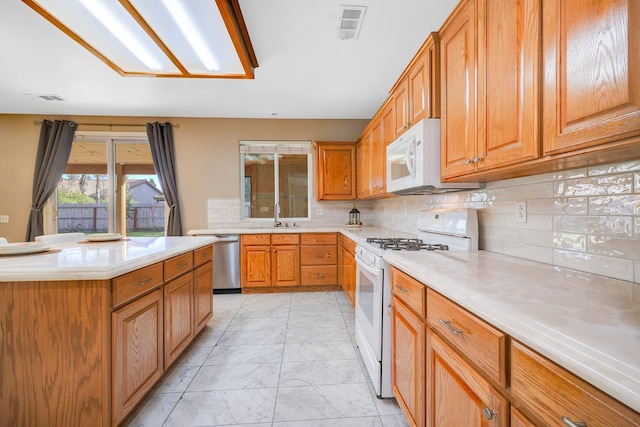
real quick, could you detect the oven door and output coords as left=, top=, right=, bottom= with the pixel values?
left=355, top=252, right=383, bottom=361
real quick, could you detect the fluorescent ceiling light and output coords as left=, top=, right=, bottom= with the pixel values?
left=79, top=0, right=162, bottom=70
left=22, top=0, right=258, bottom=78
left=161, top=0, right=218, bottom=71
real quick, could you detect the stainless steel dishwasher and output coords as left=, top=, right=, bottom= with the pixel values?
left=212, top=235, right=241, bottom=294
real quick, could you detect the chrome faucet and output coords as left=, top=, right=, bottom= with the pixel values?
left=274, top=202, right=282, bottom=227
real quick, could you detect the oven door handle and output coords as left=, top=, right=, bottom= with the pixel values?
left=356, top=256, right=382, bottom=279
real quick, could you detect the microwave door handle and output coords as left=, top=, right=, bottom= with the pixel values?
left=406, top=140, right=416, bottom=177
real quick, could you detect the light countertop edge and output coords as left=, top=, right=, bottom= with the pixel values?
left=0, top=236, right=218, bottom=281
left=382, top=250, right=640, bottom=414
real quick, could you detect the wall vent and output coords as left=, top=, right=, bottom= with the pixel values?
left=336, top=6, right=366, bottom=40
left=25, top=94, right=67, bottom=101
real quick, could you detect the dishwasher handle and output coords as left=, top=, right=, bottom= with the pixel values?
left=214, top=235, right=239, bottom=242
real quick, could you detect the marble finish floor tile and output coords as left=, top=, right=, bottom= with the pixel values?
left=204, top=344, right=284, bottom=365
left=279, top=360, right=366, bottom=386
left=217, top=326, right=286, bottom=346
left=283, top=341, right=357, bottom=362
left=274, top=383, right=378, bottom=421
left=187, top=363, right=281, bottom=391
left=273, top=417, right=383, bottom=427
left=123, top=292, right=407, bottom=427
left=284, top=326, right=352, bottom=343
left=163, top=389, right=277, bottom=426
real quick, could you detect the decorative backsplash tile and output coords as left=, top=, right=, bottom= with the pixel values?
left=371, top=160, right=640, bottom=284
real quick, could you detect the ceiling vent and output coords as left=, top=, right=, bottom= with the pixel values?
left=336, top=6, right=366, bottom=40
left=27, top=94, right=67, bottom=102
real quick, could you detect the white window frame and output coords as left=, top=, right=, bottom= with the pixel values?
left=239, top=140, right=312, bottom=222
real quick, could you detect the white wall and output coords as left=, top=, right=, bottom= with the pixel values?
left=372, top=160, right=640, bottom=284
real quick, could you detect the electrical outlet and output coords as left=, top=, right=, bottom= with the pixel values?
left=0, top=215, right=8, bottom=223
left=403, top=207, right=408, bottom=217
left=515, top=202, right=527, bottom=223
left=316, top=208, right=324, bottom=216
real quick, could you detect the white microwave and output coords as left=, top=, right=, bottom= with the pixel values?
left=386, top=118, right=480, bottom=194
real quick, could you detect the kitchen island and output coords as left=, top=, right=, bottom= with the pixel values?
left=0, top=236, right=217, bottom=427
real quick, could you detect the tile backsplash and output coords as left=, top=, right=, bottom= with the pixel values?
left=371, top=160, right=640, bottom=284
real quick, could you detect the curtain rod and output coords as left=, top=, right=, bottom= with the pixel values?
left=32, top=121, right=179, bottom=129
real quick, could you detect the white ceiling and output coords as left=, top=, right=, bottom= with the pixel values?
left=0, top=0, right=459, bottom=119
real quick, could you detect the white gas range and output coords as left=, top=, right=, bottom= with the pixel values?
left=354, top=208, right=479, bottom=398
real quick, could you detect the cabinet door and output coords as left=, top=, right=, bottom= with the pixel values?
left=382, top=98, right=397, bottom=144
left=425, top=33, right=441, bottom=119
left=394, top=80, right=410, bottom=136
left=510, top=408, right=536, bottom=427
left=477, top=0, right=540, bottom=170
left=272, top=244, right=300, bottom=287
left=408, top=51, right=427, bottom=126
left=241, top=244, right=271, bottom=287
left=371, top=117, right=386, bottom=195
left=194, top=261, right=213, bottom=334
left=543, top=0, right=640, bottom=155
left=392, top=297, right=426, bottom=427
left=316, top=143, right=357, bottom=200
left=112, top=289, right=163, bottom=425
left=440, top=0, right=477, bottom=178
left=426, top=330, right=508, bottom=427
left=164, top=274, right=194, bottom=367
left=356, top=136, right=372, bottom=199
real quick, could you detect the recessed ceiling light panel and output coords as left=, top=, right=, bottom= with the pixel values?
left=22, top=0, right=257, bottom=78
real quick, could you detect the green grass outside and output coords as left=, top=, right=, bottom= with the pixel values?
left=126, top=230, right=165, bottom=237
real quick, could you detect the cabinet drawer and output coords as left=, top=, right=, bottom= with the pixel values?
left=272, top=234, right=299, bottom=244
left=511, top=341, right=640, bottom=427
left=242, top=234, right=270, bottom=245
left=193, top=245, right=212, bottom=267
left=301, top=233, right=337, bottom=245
left=113, top=263, right=163, bottom=308
left=390, top=268, right=426, bottom=317
left=427, top=288, right=507, bottom=387
left=164, top=252, right=193, bottom=282
left=301, top=245, right=337, bottom=265
left=301, top=265, right=337, bottom=285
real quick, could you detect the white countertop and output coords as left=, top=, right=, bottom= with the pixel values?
left=0, top=236, right=218, bottom=281
left=383, top=249, right=640, bottom=413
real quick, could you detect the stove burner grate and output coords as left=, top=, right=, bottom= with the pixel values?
left=366, top=237, right=449, bottom=251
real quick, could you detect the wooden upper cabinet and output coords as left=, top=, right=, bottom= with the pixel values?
left=315, top=141, right=357, bottom=200
left=441, top=0, right=477, bottom=178
left=542, top=0, right=640, bottom=155
left=371, top=115, right=386, bottom=196
left=391, top=32, right=441, bottom=138
left=441, top=0, right=541, bottom=179
left=356, top=136, right=372, bottom=199
left=477, top=0, right=541, bottom=170
left=382, top=99, right=396, bottom=145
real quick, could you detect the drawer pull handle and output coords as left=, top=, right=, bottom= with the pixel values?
left=439, top=319, right=462, bottom=335
left=395, top=285, right=408, bottom=293
left=562, top=416, right=587, bottom=427
left=177, top=262, right=189, bottom=268
left=317, top=274, right=325, bottom=279
left=482, top=407, right=496, bottom=421
left=315, top=253, right=325, bottom=258
left=135, top=277, right=153, bottom=286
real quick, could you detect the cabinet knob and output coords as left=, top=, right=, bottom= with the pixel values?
left=465, top=158, right=472, bottom=165
left=482, top=407, right=497, bottom=421
left=562, top=416, right=587, bottom=427
left=473, top=156, right=482, bottom=163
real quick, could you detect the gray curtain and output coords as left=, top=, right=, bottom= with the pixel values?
left=147, top=122, right=183, bottom=236
left=25, top=120, right=77, bottom=241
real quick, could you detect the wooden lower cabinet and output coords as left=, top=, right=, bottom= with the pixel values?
left=112, top=288, right=164, bottom=425
left=193, top=261, right=213, bottom=334
left=510, top=407, right=535, bottom=427
left=300, top=233, right=338, bottom=286
left=426, top=330, right=508, bottom=427
left=339, top=235, right=356, bottom=308
left=241, top=234, right=301, bottom=288
left=510, top=340, right=640, bottom=427
left=164, top=273, right=194, bottom=367
left=392, top=296, right=426, bottom=427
